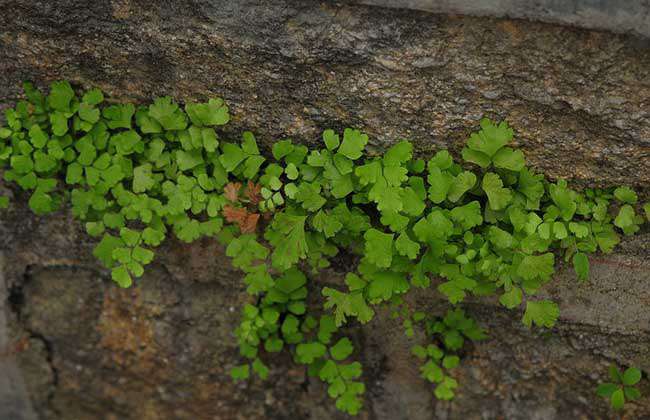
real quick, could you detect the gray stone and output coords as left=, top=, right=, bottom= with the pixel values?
left=0, top=253, right=38, bottom=420
left=356, top=0, right=650, bottom=38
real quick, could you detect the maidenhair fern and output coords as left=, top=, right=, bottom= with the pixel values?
left=0, top=81, right=647, bottom=414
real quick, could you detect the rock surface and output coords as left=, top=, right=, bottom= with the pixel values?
left=0, top=1, right=649, bottom=419
left=357, top=0, right=650, bottom=38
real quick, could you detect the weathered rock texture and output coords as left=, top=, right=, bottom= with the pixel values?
left=0, top=1, right=649, bottom=419
left=358, top=0, right=650, bottom=38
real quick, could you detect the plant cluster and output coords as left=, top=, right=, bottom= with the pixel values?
left=0, top=81, right=648, bottom=414
left=597, top=365, right=643, bottom=410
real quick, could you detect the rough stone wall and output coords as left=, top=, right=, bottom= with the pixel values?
left=0, top=1, right=649, bottom=419
left=356, top=0, right=650, bottom=38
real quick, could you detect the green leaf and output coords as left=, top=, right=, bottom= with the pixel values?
left=367, top=270, right=408, bottom=302
left=447, top=171, right=476, bottom=202
left=85, top=221, right=105, bottom=237
left=395, top=232, right=420, bottom=260
left=319, top=359, right=338, bottom=381
left=596, top=383, right=618, bottom=398
left=595, top=228, right=620, bottom=253
left=78, top=103, right=100, bottom=124
left=434, top=377, right=458, bottom=400
left=517, top=253, right=555, bottom=284
left=355, top=161, right=382, bottom=186
left=185, top=98, right=229, bottom=126
left=266, top=213, right=308, bottom=270
left=614, top=186, right=637, bottom=204
left=322, top=288, right=374, bottom=326
left=294, top=182, right=326, bottom=212
left=340, top=362, right=363, bottom=381
left=518, top=168, right=544, bottom=209
left=28, top=191, right=55, bottom=214
left=28, top=124, right=48, bottom=148
left=200, top=127, right=219, bottom=152
left=610, top=388, right=625, bottom=410
left=427, top=166, right=454, bottom=203
left=413, top=209, right=453, bottom=242
left=383, top=165, right=407, bottom=186
left=272, top=139, right=294, bottom=160
left=624, top=386, right=641, bottom=401
left=610, top=364, right=623, bottom=382
left=296, top=342, right=327, bottom=364
left=442, top=355, right=460, bottom=369
left=381, top=211, right=408, bottom=234
left=488, top=226, right=513, bottom=249
left=330, top=338, right=354, bottom=361
left=363, top=229, right=394, bottom=268
left=230, top=364, right=250, bottom=381
left=133, top=164, right=155, bottom=193
left=467, top=118, right=513, bottom=157
left=219, top=143, right=247, bottom=172
left=622, top=367, right=642, bottom=386
left=461, top=147, right=491, bottom=168
left=226, top=234, right=269, bottom=269
left=101, top=164, right=124, bottom=186
left=553, top=221, right=567, bottom=240
left=499, top=286, right=523, bottom=309
left=383, top=140, right=412, bottom=167
left=522, top=300, right=559, bottom=328
left=82, top=88, right=104, bottom=105
left=132, top=246, right=154, bottom=264
left=274, top=267, right=306, bottom=295
left=175, top=150, right=203, bottom=171
left=438, top=269, right=476, bottom=304
left=411, top=345, right=428, bottom=359
left=175, top=218, right=201, bottom=242
left=120, top=227, right=141, bottom=246
left=149, top=96, right=187, bottom=130
left=33, top=152, right=57, bottom=173
left=111, top=265, right=132, bottom=288
left=614, top=204, right=640, bottom=235
left=312, top=210, right=343, bottom=238
left=264, top=337, right=284, bottom=353
left=49, top=112, right=69, bottom=136
left=549, top=181, right=577, bottom=221
left=338, top=128, right=368, bottom=160
left=569, top=221, right=589, bottom=238
left=323, top=129, right=340, bottom=150
left=285, top=163, right=299, bottom=180
left=0, top=127, right=12, bottom=139
left=572, top=252, right=589, bottom=282
left=243, top=264, right=273, bottom=294
left=482, top=172, right=512, bottom=210
left=100, top=212, right=122, bottom=230
left=48, top=80, right=75, bottom=112
left=450, top=201, right=483, bottom=230
left=252, top=358, right=269, bottom=380
left=493, top=147, right=525, bottom=171
left=136, top=110, right=162, bottom=133
left=65, top=162, right=83, bottom=184
left=421, top=360, right=444, bottom=383
left=111, top=130, right=141, bottom=155
left=103, top=104, right=135, bottom=129
left=335, top=388, right=364, bottom=415
left=241, top=131, right=260, bottom=155
left=400, top=187, right=425, bottom=217
left=93, top=234, right=124, bottom=267
left=317, top=315, right=338, bottom=344
left=243, top=155, right=265, bottom=178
